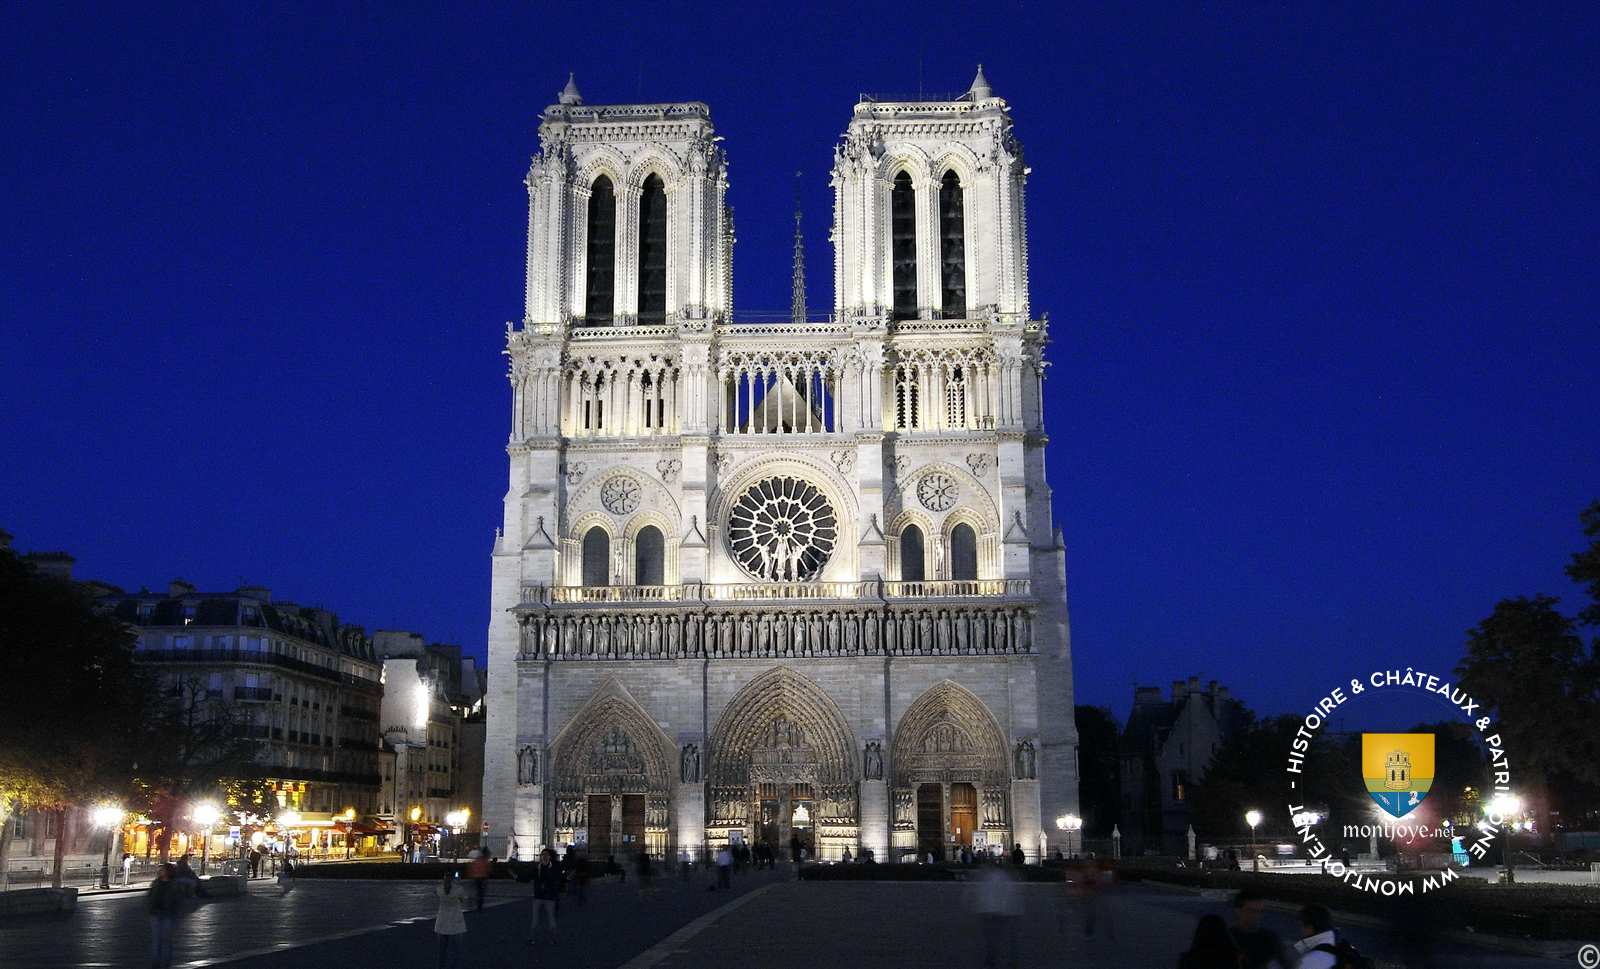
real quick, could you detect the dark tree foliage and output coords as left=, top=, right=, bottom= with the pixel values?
left=1567, top=499, right=1600, bottom=627
left=1456, top=595, right=1600, bottom=804
left=129, top=673, right=266, bottom=860
left=1189, top=716, right=1364, bottom=842
left=1074, top=705, right=1121, bottom=836
left=0, top=547, right=149, bottom=884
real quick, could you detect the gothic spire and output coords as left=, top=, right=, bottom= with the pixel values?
left=791, top=171, right=807, bottom=325
left=968, top=63, right=993, bottom=100
left=558, top=72, right=583, bottom=106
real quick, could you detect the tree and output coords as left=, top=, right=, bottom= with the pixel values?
left=129, top=673, right=267, bottom=861
left=1456, top=595, right=1600, bottom=814
left=1566, top=499, right=1600, bottom=627
left=0, top=547, right=149, bottom=888
left=1189, top=716, right=1365, bottom=844
left=1074, top=706, right=1120, bottom=836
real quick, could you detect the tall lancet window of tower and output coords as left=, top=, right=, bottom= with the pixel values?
left=950, top=523, right=979, bottom=581
left=900, top=525, right=926, bottom=582
left=638, top=174, right=668, bottom=324
left=581, top=527, right=611, bottom=587
left=585, top=175, right=617, bottom=324
left=634, top=526, right=664, bottom=586
left=938, top=170, right=967, bottom=319
left=891, top=171, right=918, bottom=321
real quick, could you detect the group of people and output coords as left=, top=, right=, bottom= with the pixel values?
left=1178, top=891, right=1372, bottom=969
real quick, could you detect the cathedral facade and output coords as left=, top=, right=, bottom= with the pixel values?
left=483, top=69, right=1078, bottom=863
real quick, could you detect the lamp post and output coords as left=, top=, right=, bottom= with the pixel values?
left=1245, top=810, right=1262, bottom=872
left=192, top=803, right=220, bottom=875
left=341, top=808, right=357, bottom=860
left=407, top=806, right=422, bottom=862
left=445, top=809, right=468, bottom=860
left=92, top=804, right=124, bottom=889
left=1054, top=813, right=1083, bottom=859
left=279, top=809, right=302, bottom=870
left=1487, top=793, right=1523, bottom=885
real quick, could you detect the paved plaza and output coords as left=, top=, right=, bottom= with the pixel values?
left=0, top=871, right=1565, bottom=968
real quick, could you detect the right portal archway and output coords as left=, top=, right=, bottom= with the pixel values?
left=891, top=681, right=1011, bottom=861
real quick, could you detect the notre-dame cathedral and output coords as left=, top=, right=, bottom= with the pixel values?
left=483, top=67, right=1078, bottom=864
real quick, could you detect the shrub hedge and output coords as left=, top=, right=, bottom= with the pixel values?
left=1113, top=863, right=1600, bottom=941
left=798, top=862, right=1064, bottom=883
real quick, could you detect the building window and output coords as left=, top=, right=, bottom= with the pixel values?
left=584, top=175, right=616, bottom=324
left=634, top=525, right=664, bottom=586
left=637, top=174, right=667, bottom=324
left=581, top=527, right=611, bottom=587
left=899, top=525, right=926, bottom=582
left=137, top=602, right=154, bottom=622
left=949, top=523, right=979, bottom=581
left=1173, top=770, right=1189, bottom=803
left=938, top=170, right=966, bottom=319
left=891, top=171, right=917, bottom=321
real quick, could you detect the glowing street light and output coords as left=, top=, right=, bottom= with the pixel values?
left=1485, top=792, right=1525, bottom=884
left=1245, top=810, right=1263, bottom=872
left=192, top=803, right=221, bottom=875
left=92, top=804, right=124, bottom=889
left=1055, top=813, right=1083, bottom=859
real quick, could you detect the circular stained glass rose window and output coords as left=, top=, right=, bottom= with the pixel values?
left=726, top=475, right=838, bottom=582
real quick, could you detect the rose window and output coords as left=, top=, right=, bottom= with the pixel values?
left=601, top=476, right=640, bottom=514
left=726, top=476, right=838, bottom=582
left=917, top=472, right=959, bottom=512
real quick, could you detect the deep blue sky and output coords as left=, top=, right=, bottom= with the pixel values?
left=4, top=4, right=1596, bottom=722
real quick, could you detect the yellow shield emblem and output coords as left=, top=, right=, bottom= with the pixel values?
left=1362, top=733, right=1434, bottom=818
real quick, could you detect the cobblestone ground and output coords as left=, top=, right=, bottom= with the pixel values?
left=657, top=882, right=1561, bottom=969
left=0, top=871, right=1564, bottom=968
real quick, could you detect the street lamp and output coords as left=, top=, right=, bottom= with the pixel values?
left=92, top=804, right=124, bottom=889
left=342, top=808, right=357, bottom=860
left=1487, top=793, right=1523, bottom=884
left=192, top=803, right=220, bottom=875
left=1245, top=810, right=1263, bottom=872
left=1054, top=813, right=1083, bottom=859
left=279, top=809, right=302, bottom=871
left=445, top=809, right=469, bottom=860
left=406, top=806, right=422, bottom=862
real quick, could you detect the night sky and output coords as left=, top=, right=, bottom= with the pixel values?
left=4, top=4, right=1596, bottom=722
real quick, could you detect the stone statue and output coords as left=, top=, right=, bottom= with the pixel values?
left=681, top=743, right=701, bottom=784
left=863, top=741, right=883, bottom=781
left=1013, top=740, right=1036, bottom=780
left=517, top=745, right=538, bottom=786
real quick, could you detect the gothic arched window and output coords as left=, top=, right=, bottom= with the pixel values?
left=891, top=171, right=918, bottom=321
left=938, top=170, right=966, bottom=319
left=581, top=527, right=611, bottom=587
left=899, top=524, right=926, bottom=582
left=585, top=175, right=616, bottom=324
left=634, top=525, right=664, bottom=586
left=638, top=174, right=668, bottom=324
left=950, top=523, right=979, bottom=581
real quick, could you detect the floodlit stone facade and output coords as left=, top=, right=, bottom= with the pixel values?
left=484, top=69, right=1077, bottom=863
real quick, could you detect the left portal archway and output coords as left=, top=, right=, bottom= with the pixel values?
left=549, top=680, right=675, bottom=858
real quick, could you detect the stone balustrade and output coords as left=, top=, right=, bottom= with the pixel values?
left=524, top=578, right=1028, bottom=608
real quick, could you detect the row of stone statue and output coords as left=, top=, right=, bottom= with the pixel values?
left=521, top=737, right=1031, bottom=789
left=521, top=607, right=1036, bottom=659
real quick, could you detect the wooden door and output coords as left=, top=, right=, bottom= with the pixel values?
left=621, top=794, right=646, bottom=854
left=950, top=783, right=977, bottom=848
left=586, top=795, right=612, bottom=855
left=916, top=783, right=944, bottom=860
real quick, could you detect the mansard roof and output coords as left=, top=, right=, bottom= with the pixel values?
left=101, top=589, right=376, bottom=662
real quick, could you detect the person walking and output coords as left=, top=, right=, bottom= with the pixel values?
left=1178, top=914, right=1241, bottom=969
left=1292, top=904, right=1350, bottom=969
left=147, top=863, right=184, bottom=969
left=841, top=846, right=853, bottom=864
left=465, top=850, right=492, bottom=911
left=1231, top=889, right=1293, bottom=969
left=276, top=854, right=295, bottom=896
left=121, top=851, right=136, bottom=886
left=433, top=871, right=467, bottom=969
left=714, top=843, right=733, bottom=891
left=529, top=847, right=562, bottom=944
left=635, top=847, right=654, bottom=897
left=971, top=863, right=1022, bottom=969
left=1009, top=842, right=1025, bottom=866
